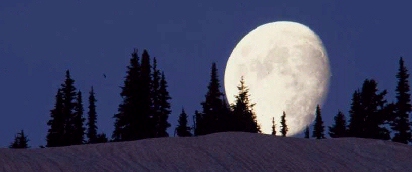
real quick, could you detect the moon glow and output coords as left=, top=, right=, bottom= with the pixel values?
left=224, top=21, right=331, bottom=136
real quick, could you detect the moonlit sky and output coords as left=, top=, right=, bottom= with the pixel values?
left=1, top=1, right=411, bottom=147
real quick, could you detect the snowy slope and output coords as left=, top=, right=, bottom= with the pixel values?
left=0, top=132, right=411, bottom=172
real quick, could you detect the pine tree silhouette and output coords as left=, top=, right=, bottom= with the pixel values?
left=176, top=108, right=192, bottom=137
left=198, top=62, right=226, bottom=135
left=391, top=57, right=412, bottom=144
left=96, top=133, right=108, bottom=143
left=271, top=117, right=276, bottom=135
left=9, top=130, right=30, bottom=149
left=231, top=76, right=260, bottom=133
left=113, top=49, right=142, bottom=141
left=348, top=79, right=390, bottom=140
left=312, top=105, right=325, bottom=139
left=87, top=86, right=98, bottom=144
left=72, top=90, right=85, bottom=145
left=304, top=126, right=310, bottom=138
left=61, top=70, right=78, bottom=146
left=151, top=57, right=161, bottom=137
left=157, top=72, right=171, bottom=137
left=328, top=111, right=347, bottom=138
left=280, top=111, right=288, bottom=137
left=47, top=89, right=65, bottom=147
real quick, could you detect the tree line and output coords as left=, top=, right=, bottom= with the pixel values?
left=8, top=50, right=412, bottom=148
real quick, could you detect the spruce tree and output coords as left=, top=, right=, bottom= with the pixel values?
left=304, top=126, right=310, bottom=138
left=139, top=49, right=153, bottom=138
left=312, top=105, right=325, bottom=139
left=46, top=89, right=65, bottom=147
left=96, top=133, right=108, bottom=143
left=113, top=49, right=141, bottom=141
left=61, top=70, right=78, bottom=146
left=157, top=72, right=171, bottom=137
left=347, top=90, right=363, bottom=137
left=176, top=108, right=192, bottom=137
left=231, top=76, right=260, bottom=133
left=72, top=90, right=85, bottom=145
left=391, top=57, right=412, bottom=144
left=199, top=62, right=226, bottom=135
left=87, top=86, right=98, bottom=144
left=151, top=57, right=161, bottom=137
left=271, top=117, right=276, bottom=135
left=328, top=111, right=347, bottom=138
left=280, top=111, right=288, bottom=137
left=9, top=130, right=29, bottom=149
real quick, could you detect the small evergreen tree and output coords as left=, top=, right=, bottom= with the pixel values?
left=280, top=111, right=288, bottom=137
left=312, top=105, right=325, bottom=139
left=231, top=76, right=260, bottom=133
left=391, top=57, right=412, bottom=144
left=96, top=133, right=108, bottom=143
left=271, top=117, right=276, bottom=135
left=304, top=126, right=310, bottom=138
left=87, top=86, right=98, bottom=144
left=328, top=111, right=347, bottom=138
left=9, top=130, right=30, bottom=149
left=176, top=108, right=192, bottom=137
left=347, top=90, right=363, bottom=137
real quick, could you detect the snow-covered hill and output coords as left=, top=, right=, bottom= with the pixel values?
left=0, top=132, right=411, bottom=171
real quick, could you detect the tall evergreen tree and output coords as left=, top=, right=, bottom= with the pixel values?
left=157, top=72, right=171, bottom=137
left=9, top=130, right=30, bottom=149
left=391, top=57, right=412, bottom=144
left=198, top=62, right=226, bottom=135
left=176, top=108, right=192, bottom=137
left=271, top=117, right=276, bottom=135
left=151, top=57, right=161, bottom=137
left=329, top=111, right=347, bottom=138
left=304, top=126, right=310, bottom=138
left=113, top=49, right=142, bottom=141
left=312, top=105, right=325, bottom=139
left=280, top=111, right=288, bottom=137
left=347, top=79, right=390, bottom=140
left=61, top=70, right=78, bottom=146
left=139, top=50, right=154, bottom=138
left=347, top=90, right=363, bottom=137
left=46, top=89, right=65, bottom=147
left=72, top=91, right=85, bottom=145
left=230, top=76, right=260, bottom=133
left=87, top=86, right=98, bottom=144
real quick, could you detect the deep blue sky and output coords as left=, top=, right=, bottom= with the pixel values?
left=1, top=1, right=411, bottom=148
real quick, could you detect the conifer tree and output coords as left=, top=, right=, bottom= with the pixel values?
left=9, top=130, right=30, bottom=149
left=231, top=76, right=260, bottom=133
left=347, top=90, right=363, bottom=137
left=151, top=57, right=161, bottom=137
left=139, top=50, right=153, bottom=138
left=198, top=62, right=226, bottom=135
left=328, top=111, right=347, bottom=138
left=46, top=89, right=65, bottom=147
left=312, top=105, right=325, bottom=139
left=176, top=108, right=192, bottom=137
left=157, top=72, right=171, bottom=137
left=280, top=111, right=288, bottom=137
left=304, top=126, right=310, bottom=138
left=271, top=117, right=276, bottom=135
left=96, top=133, right=108, bottom=143
left=391, top=57, right=412, bottom=144
left=87, top=86, right=98, bottom=143
left=113, top=49, right=141, bottom=141
left=61, top=70, right=78, bottom=146
left=72, top=91, right=85, bottom=145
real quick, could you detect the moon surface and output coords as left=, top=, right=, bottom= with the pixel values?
left=224, top=21, right=331, bottom=136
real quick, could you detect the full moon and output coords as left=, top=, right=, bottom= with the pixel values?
left=224, top=21, right=331, bottom=136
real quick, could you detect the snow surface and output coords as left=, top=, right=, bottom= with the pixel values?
left=0, top=132, right=411, bottom=171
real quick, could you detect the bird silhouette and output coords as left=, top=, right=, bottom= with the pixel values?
left=103, top=74, right=106, bottom=78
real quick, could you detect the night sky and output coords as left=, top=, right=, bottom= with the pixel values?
left=1, top=1, right=411, bottom=148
